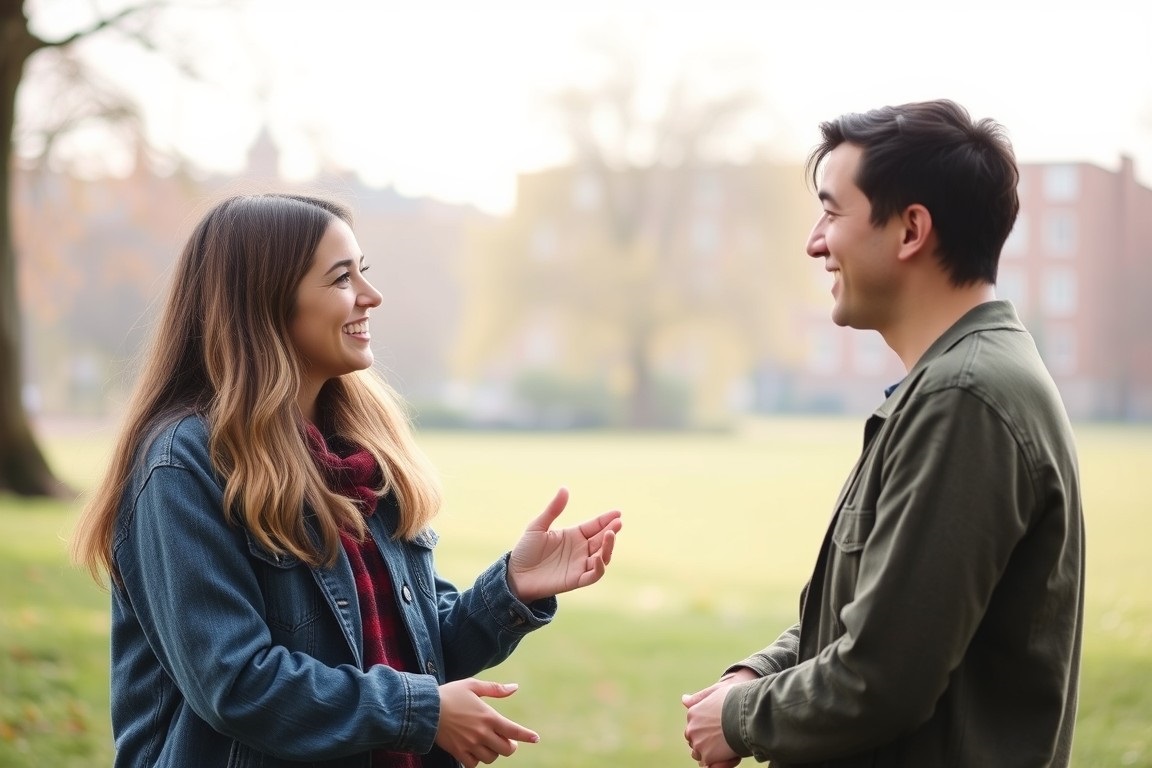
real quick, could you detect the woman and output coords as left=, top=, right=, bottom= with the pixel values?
left=70, top=193, right=622, bottom=767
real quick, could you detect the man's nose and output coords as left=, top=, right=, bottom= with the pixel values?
left=806, top=224, right=827, bottom=259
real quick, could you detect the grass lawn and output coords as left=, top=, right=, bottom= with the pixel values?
left=0, top=417, right=1148, bottom=766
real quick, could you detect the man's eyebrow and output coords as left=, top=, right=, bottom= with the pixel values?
left=817, top=190, right=839, bottom=206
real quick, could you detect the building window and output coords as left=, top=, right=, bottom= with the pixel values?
left=1042, top=268, right=1077, bottom=317
left=997, top=267, right=1027, bottom=313
left=1043, top=210, right=1077, bottom=256
left=807, top=326, right=841, bottom=374
left=522, top=321, right=557, bottom=365
left=738, top=224, right=761, bottom=254
left=1002, top=213, right=1028, bottom=258
left=572, top=173, right=600, bottom=210
left=1042, top=326, right=1077, bottom=375
left=691, top=215, right=718, bottom=258
left=530, top=221, right=558, bottom=261
left=689, top=216, right=720, bottom=293
left=1043, top=165, right=1080, bottom=202
left=694, top=173, right=722, bottom=209
left=854, top=332, right=889, bottom=376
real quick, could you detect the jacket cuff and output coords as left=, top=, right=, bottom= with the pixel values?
left=721, top=679, right=760, bottom=759
left=725, top=658, right=776, bottom=677
left=478, top=554, right=558, bottom=633
left=382, top=668, right=441, bottom=755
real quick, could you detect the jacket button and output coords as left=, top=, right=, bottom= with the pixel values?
left=426, top=660, right=437, bottom=675
left=401, top=584, right=413, bottom=603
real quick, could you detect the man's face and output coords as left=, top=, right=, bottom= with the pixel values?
left=805, top=143, right=906, bottom=333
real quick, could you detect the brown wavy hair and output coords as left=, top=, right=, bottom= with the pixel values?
left=71, top=193, right=442, bottom=584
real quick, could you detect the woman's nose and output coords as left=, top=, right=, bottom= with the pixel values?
left=359, top=280, right=383, bottom=308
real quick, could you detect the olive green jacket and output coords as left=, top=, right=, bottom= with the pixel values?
left=722, top=301, right=1084, bottom=767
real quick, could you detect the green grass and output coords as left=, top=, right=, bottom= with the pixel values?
left=0, top=417, right=1148, bottom=766
left=0, top=498, right=111, bottom=766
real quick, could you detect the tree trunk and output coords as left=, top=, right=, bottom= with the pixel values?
left=625, top=332, right=657, bottom=429
left=0, top=3, right=70, bottom=497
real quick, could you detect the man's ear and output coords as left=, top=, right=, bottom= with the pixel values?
left=897, top=204, right=933, bottom=262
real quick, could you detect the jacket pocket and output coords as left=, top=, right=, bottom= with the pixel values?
left=226, top=738, right=262, bottom=767
left=247, top=535, right=322, bottom=638
left=831, top=506, right=876, bottom=553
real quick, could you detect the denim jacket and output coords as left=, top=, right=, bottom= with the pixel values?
left=110, top=414, right=557, bottom=767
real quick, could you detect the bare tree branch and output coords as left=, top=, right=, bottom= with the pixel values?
left=36, top=1, right=165, bottom=51
left=16, top=44, right=143, bottom=169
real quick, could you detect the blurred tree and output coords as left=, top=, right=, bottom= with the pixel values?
left=0, top=0, right=164, bottom=496
left=556, top=64, right=747, bottom=427
left=458, top=45, right=815, bottom=427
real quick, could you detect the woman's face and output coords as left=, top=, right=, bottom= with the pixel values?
left=288, top=218, right=383, bottom=407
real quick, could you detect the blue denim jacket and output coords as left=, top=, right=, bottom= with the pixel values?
left=110, top=415, right=557, bottom=767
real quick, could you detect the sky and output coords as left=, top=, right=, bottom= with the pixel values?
left=22, top=0, right=1152, bottom=215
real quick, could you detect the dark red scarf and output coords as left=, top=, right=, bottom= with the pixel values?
left=304, top=424, right=422, bottom=768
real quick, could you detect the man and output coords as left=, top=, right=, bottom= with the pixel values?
left=683, top=100, right=1084, bottom=767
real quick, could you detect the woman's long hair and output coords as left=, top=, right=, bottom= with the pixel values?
left=71, top=193, right=442, bottom=584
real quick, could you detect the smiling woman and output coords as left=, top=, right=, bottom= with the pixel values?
left=289, top=218, right=383, bottom=423
left=65, top=192, right=623, bottom=768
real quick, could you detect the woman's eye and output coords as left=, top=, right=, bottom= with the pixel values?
left=335, top=272, right=352, bottom=285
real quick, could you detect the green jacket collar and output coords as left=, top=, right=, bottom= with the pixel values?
left=873, top=300, right=1025, bottom=421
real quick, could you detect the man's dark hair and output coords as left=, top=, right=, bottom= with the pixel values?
left=806, top=99, right=1020, bottom=286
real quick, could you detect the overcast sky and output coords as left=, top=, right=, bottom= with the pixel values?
left=23, top=0, right=1152, bottom=214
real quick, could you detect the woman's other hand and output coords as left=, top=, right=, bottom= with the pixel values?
left=435, top=679, right=538, bottom=767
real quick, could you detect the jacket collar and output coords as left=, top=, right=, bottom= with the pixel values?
left=873, top=299, right=1025, bottom=422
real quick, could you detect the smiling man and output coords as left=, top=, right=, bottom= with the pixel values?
left=683, top=100, right=1085, bottom=768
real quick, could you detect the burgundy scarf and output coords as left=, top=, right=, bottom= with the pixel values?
left=304, top=424, right=422, bottom=768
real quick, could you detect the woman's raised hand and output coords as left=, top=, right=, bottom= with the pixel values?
left=507, top=487, right=622, bottom=605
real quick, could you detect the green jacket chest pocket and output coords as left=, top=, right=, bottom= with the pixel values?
left=820, top=505, right=877, bottom=640
left=832, top=506, right=876, bottom=554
